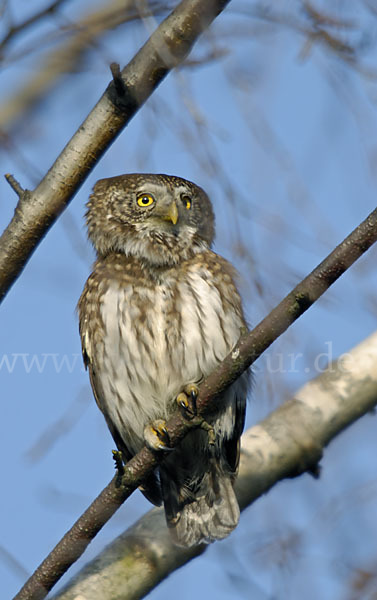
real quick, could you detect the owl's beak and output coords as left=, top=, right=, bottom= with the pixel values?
left=163, top=201, right=178, bottom=225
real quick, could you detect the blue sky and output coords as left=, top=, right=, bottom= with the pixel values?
left=1, top=2, right=377, bottom=599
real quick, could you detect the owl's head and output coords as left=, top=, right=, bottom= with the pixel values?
left=86, top=174, right=215, bottom=266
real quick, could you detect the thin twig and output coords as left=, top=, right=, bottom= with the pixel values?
left=110, top=62, right=126, bottom=96
left=4, top=173, right=24, bottom=197
left=13, top=205, right=377, bottom=600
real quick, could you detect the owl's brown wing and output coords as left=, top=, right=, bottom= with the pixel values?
left=86, top=356, right=162, bottom=507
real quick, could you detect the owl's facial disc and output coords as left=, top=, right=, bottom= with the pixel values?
left=135, top=192, right=178, bottom=227
left=136, top=189, right=189, bottom=232
left=86, top=173, right=215, bottom=263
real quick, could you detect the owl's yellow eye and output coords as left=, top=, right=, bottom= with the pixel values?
left=137, top=193, right=154, bottom=207
left=181, top=195, right=191, bottom=210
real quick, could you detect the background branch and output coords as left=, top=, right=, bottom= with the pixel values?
left=1, top=2, right=371, bottom=135
left=13, top=205, right=377, bottom=600
left=0, top=0, right=69, bottom=55
left=0, top=0, right=168, bottom=129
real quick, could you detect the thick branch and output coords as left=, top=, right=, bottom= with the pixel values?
left=52, top=331, right=377, bottom=600
left=13, top=206, right=377, bottom=600
left=0, top=0, right=230, bottom=303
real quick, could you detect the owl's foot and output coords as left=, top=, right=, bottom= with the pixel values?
left=144, top=419, right=173, bottom=452
left=176, top=385, right=216, bottom=446
left=112, top=450, right=124, bottom=487
left=176, top=384, right=199, bottom=419
left=199, top=419, right=216, bottom=446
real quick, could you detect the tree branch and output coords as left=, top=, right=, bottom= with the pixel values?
left=13, top=206, right=377, bottom=600
left=52, top=330, right=377, bottom=600
left=0, top=0, right=231, bottom=304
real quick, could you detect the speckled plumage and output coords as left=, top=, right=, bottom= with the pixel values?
left=78, top=174, right=249, bottom=547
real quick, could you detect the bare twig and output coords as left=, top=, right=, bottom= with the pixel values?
left=109, top=62, right=126, bottom=96
left=4, top=173, right=25, bottom=197
left=13, top=205, right=377, bottom=600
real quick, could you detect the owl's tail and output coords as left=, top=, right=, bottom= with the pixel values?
left=160, top=458, right=240, bottom=548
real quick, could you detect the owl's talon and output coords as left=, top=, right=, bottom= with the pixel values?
left=112, top=450, right=124, bottom=487
left=144, top=419, right=173, bottom=452
left=177, top=384, right=199, bottom=419
left=177, top=392, right=192, bottom=416
left=184, top=384, right=199, bottom=401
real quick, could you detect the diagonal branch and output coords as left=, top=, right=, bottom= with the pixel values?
left=13, top=206, right=377, bottom=600
left=0, top=0, right=231, bottom=304
left=52, top=330, right=377, bottom=600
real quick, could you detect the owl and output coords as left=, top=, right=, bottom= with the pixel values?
left=78, top=174, right=249, bottom=547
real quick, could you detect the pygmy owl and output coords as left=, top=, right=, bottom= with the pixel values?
left=78, top=174, right=249, bottom=547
